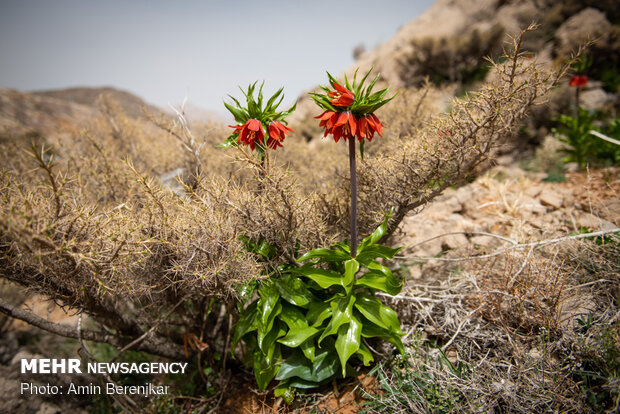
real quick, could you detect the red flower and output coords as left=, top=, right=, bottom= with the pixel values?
left=328, top=82, right=355, bottom=107
left=569, top=75, right=588, bottom=87
left=267, top=121, right=293, bottom=150
left=331, top=111, right=357, bottom=143
left=315, top=110, right=339, bottom=137
left=356, top=114, right=384, bottom=142
left=229, top=119, right=265, bottom=150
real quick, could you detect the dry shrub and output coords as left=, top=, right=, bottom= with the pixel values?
left=0, top=28, right=561, bottom=364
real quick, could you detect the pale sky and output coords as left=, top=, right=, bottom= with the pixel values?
left=0, top=0, right=434, bottom=115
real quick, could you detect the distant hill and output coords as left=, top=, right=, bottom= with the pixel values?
left=0, top=88, right=98, bottom=143
left=32, top=86, right=162, bottom=119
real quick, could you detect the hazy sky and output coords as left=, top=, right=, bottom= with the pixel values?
left=0, top=0, right=434, bottom=114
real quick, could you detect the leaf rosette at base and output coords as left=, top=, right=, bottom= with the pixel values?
left=232, top=209, right=405, bottom=397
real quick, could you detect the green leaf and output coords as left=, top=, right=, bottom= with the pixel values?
left=254, top=347, right=280, bottom=391
left=279, top=303, right=307, bottom=330
left=274, top=383, right=295, bottom=404
left=260, top=321, right=285, bottom=365
left=275, top=274, right=315, bottom=308
left=356, top=342, right=374, bottom=366
left=258, top=281, right=280, bottom=328
left=335, top=315, right=361, bottom=376
left=306, top=302, right=331, bottom=327
left=360, top=318, right=405, bottom=356
left=257, top=300, right=281, bottom=351
left=355, top=271, right=402, bottom=295
left=232, top=300, right=258, bottom=351
left=298, top=266, right=343, bottom=289
left=343, top=259, right=360, bottom=287
left=278, top=326, right=319, bottom=347
left=356, top=294, right=402, bottom=334
left=319, top=294, right=355, bottom=344
left=276, top=351, right=313, bottom=381
left=297, top=247, right=351, bottom=262
left=355, top=244, right=402, bottom=264
left=311, top=350, right=339, bottom=382
left=301, top=338, right=315, bottom=362
left=359, top=208, right=394, bottom=250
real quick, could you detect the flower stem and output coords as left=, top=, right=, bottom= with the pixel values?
left=348, top=137, right=358, bottom=257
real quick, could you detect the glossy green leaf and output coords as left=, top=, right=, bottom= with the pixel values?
left=258, top=282, right=280, bottom=328
left=355, top=271, right=402, bottom=295
left=335, top=315, right=361, bottom=376
left=356, top=342, right=374, bottom=366
left=254, top=347, right=280, bottom=391
left=319, top=294, right=355, bottom=344
left=260, top=321, right=285, bottom=365
left=354, top=296, right=389, bottom=330
left=356, top=294, right=402, bottom=333
left=279, top=303, right=307, bottom=330
left=360, top=319, right=405, bottom=356
left=311, top=350, right=339, bottom=382
left=359, top=209, right=392, bottom=250
left=297, top=247, right=350, bottom=262
left=257, top=301, right=281, bottom=350
left=343, top=259, right=360, bottom=287
left=298, top=267, right=343, bottom=289
left=278, top=326, right=319, bottom=347
left=232, top=300, right=258, bottom=352
left=276, top=351, right=313, bottom=381
left=275, top=274, right=314, bottom=308
left=306, top=302, right=331, bottom=327
left=301, top=338, right=315, bottom=362
left=355, top=244, right=402, bottom=264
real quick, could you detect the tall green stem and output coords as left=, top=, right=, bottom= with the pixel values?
left=348, top=137, right=358, bottom=257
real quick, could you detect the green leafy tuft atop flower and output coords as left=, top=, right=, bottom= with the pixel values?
left=223, top=82, right=296, bottom=155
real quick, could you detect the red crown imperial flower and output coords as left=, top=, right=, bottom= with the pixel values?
left=569, top=75, right=588, bottom=87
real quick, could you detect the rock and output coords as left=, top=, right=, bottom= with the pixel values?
left=525, top=185, right=543, bottom=198
left=539, top=190, right=563, bottom=210
left=522, top=196, right=547, bottom=214
left=470, top=235, right=495, bottom=247
left=576, top=213, right=616, bottom=231
left=555, top=8, right=611, bottom=57
left=442, top=232, right=468, bottom=250
left=580, top=88, right=612, bottom=111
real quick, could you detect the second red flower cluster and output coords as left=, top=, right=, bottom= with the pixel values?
left=315, top=110, right=383, bottom=143
left=230, top=119, right=293, bottom=151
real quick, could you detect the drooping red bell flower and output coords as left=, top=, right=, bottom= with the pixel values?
left=267, top=121, right=293, bottom=150
left=569, top=75, right=588, bottom=87
left=356, top=113, right=384, bottom=142
left=331, top=111, right=357, bottom=143
left=229, top=118, right=265, bottom=151
left=315, top=110, right=339, bottom=137
left=328, top=82, right=355, bottom=107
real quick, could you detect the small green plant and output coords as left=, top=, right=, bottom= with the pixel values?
left=233, top=212, right=404, bottom=399
left=552, top=108, right=600, bottom=169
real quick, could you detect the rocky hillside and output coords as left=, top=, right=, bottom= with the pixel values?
left=291, top=0, right=619, bottom=133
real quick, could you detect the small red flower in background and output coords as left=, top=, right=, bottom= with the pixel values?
left=267, top=121, right=293, bottom=150
left=328, top=82, right=355, bottom=107
left=356, top=114, right=383, bottom=142
left=229, top=119, right=265, bottom=150
left=569, top=75, right=588, bottom=87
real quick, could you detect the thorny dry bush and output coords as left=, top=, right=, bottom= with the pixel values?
left=0, top=29, right=561, bottom=380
